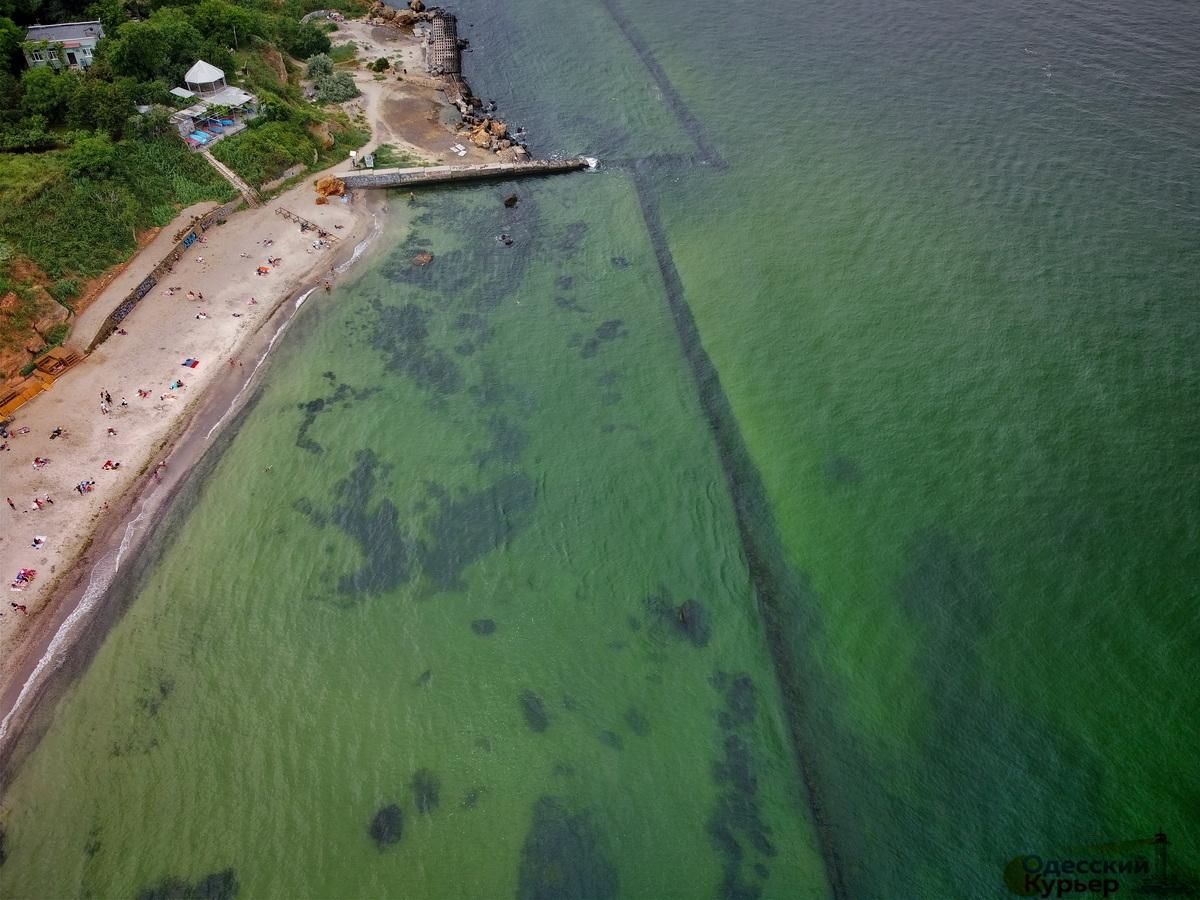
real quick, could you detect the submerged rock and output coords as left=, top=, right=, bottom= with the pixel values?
left=369, top=804, right=404, bottom=849
left=673, top=598, right=711, bottom=647
left=518, top=796, right=618, bottom=900
left=520, top=689, right=550, bottom=732
left=471, top=618, right=497, bottom=636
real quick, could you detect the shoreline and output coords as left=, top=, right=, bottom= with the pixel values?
left=0, top=12, right=488, bottom=763
left=0, top=198, right=388, bottom=771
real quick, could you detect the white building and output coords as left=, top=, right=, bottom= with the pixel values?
left=23, top=21, right=103, bottom=70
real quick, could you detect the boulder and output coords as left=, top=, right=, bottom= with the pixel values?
left=487, top=119, right=507, bottom=138
left=409, top=0, right=424, bottom=10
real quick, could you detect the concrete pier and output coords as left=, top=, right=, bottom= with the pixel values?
left=338, top=157, right=595, bottom=189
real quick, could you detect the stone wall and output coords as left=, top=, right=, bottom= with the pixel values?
left=87, top=199, right=243, bottom=351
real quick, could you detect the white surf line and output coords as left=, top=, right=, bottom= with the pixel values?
left=204, top=214, right=382, bottom=442
left=1, top=216, right=387, bottom=748
left=0, top=482, right=165, bottom=745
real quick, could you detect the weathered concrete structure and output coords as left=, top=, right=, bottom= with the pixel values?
left=338, top=158, right=595, bottom=189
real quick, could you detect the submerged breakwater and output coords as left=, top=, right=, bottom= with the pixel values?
left=2, top=0, right=1198, bottom=896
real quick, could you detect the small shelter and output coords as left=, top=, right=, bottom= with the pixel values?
left=184, top=60, right=227, bottom=95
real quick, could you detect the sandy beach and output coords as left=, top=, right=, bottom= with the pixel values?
left=0, top=15, right=503, bottom=731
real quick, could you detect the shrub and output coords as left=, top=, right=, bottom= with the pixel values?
left=306, top=53, right=333, bottom=79
left=315, top=71, right=358, bottom=103
left=371, top=57, right=389, bottom=72
left=45, top=322, right=70, bottom=345
left=66, top=134, right=117, bottom=177
left=19, top=361, right=35, bottom=377
left=49, top=278, right=79, bottom=306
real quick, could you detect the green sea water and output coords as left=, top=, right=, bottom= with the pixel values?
left=2, top=0, right=1197, bottom=897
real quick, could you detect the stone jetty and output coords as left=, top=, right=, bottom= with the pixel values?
left=338, top=157, right=595, bottom=189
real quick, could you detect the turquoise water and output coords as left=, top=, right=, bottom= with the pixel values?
left=2, top=0, right=1198, bottom=897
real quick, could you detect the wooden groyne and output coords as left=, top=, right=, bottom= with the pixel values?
left=338, top=157, right=595, bottom=189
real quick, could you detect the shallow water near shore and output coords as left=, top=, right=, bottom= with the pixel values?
left=2, top=0, right=1198, bottom=896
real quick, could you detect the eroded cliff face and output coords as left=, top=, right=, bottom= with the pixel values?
left=0, top=258, right=71, bottom=387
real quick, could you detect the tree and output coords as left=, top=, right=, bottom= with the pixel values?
left=86, top=0, right=125, bottom=35
left=67, top=74, right=134, bottom=135
left=305, top=52, right=331, bottom=80
left=0, top=15, right=23, bottom=74
left=191, top=0, right=262, bottom=49
left=21, top=65, right=79, bottom=123
left=66, top=133, right=116, bottom=176
left=277, top=20, right=328, bottom=59
left=104, top=20, right=166, bottom=80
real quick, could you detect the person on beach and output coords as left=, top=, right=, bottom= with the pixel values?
left=120, top=398, right=128, bottom=407
left=7, top=497, right=16, bottom=511
left=107, top=427, right=117, bottom=436
left=104, top=391, right=112, bottom=406
left=10, top=602, right=27, bottom=615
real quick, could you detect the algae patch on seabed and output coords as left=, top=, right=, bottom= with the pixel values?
left=295, top=449, right=414, bottom=596
left=519, top=689, right=550, bottom=732
left=137, top=869, right=238, bottom=900
left=644, top=588, right=712, bottom=648
left=410, top=769, right=441, bottom=814
left=418, top=473, right=537, bottom=591
left=518, top=796, right=618, bottom=900
left=369, top=804, right=404, bottom=850
left=707, top=671, right=776, bottom=900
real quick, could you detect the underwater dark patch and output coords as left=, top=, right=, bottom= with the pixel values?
left=419, top=473, right=537, bottom=591
left=295, top=379, right=381, bottom=454
left=136, top=869, right=238, bottom=900
left=369, top=804, right=404, bottom=849
left=580, top=319, right=628, bottom=359
left=518, top=796, right=618, bottom=900
left=473, top=416, right=529, bottom=467
left=471, top=618, right=497, bottom=636
left=296, top=449, right=414, bottom=597
left=823, top=455, right=863, bottom=486
left=554, top=295, right=587, bottom=313
left=712, top=671, right=758, bottom=730
left=411, top=769, right=440, bottom=814
left=463, top=787, right=486, bottom=809
left=415, top=669, right=432, bottom=687
left=519, top=689, right=550, bottom=732
left=705, top=671, right=776, bottom=900
left=555, top=276, right=574, bottom=291
left=369, top=300, right=463, bottom=396
left=645, top=589, right=712, bottom=648
left=136, top=673, right=175, bottom=718
left=557, top=221, right=588, bottom=253
left=598, top=730, right=624, bottom=750
left=624, top=708, right=650, bottom=737
left=610, top=256, right=631, bottom=269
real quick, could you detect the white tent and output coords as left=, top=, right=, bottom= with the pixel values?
left=184, top=60, right=226, bottom=94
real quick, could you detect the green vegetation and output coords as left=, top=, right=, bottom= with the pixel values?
left=373, top=143, right=431, bottom=168
left=314, top=69, right=357, bottom=102
left=328, top=42, right=356, bottom=65
left=0, top=0, right=369, bottom=375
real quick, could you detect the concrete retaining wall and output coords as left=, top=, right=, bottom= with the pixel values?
left=340, top=158, right=592, bottom=190
left=88, top=199, right=243, bottom=351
